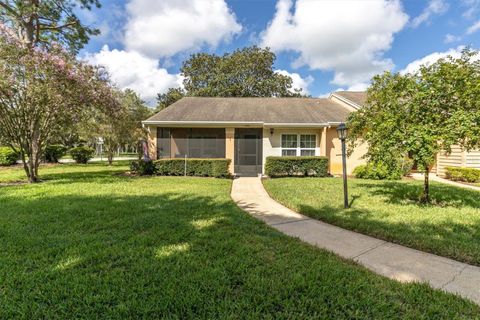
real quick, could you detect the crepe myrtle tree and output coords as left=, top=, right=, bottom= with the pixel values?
left=0, top=24, right=119, bottom=182
left=0, top=0, right=100, bottom=53
left=348, top=49, right=480, bottom=203
left=85, top=89, right=151, bottom=165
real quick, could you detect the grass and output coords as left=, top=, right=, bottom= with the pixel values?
left=0, top=164, right=479, bottom=318
left=263, top=177, right=480, bottom=266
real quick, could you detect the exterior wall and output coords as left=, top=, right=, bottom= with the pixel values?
left=149, top=125, right=368, bottom=176
left=225, top=128, right=235, bottom=174
left=436, top=145, right=480, bottom=177
left=466, top=150, right=480, bottom=168
left=262, top=128, right=323, bottom=174
left=147, top=126, right=157, bottom=160
left=326, top=127, right=368, bottom=175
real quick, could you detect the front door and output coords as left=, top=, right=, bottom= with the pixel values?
left=234, top=128, right=263, bottom=176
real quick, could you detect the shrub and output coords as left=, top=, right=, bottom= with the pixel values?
left=265, top=156, right=329, bottom=178
left=446, top=167, right=480, bottom=183
left=353, top=158, right=413, bottom=180
left=69, top=146, right=95, bottom=164
left=0, top=147, right=18, bottom=166
left=43, top=144, right=67, bottom=163
left=130, top=159, right=156, bottom=175
left=400, top=158, right=414, bottom=176
left=353, top=163, right=394, bottom=180
left=155, top=158, right=231, bottom=178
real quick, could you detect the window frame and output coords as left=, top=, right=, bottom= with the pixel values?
left=281, top=134, right=298, bottom=157
left=281, top=133, right=317, bottom=157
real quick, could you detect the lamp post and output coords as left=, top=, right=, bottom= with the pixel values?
left=336, top=123, right=349, bottom=209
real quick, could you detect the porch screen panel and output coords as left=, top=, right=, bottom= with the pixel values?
left=169, top=128, right=226, bottom=158
left=157, top=128, right=171, bottom=158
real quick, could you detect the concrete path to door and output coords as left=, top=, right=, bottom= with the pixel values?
left=231, top=177, right=480, bottom=305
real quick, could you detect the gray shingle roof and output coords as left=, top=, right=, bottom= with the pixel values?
left=334, top=91, right=367, bottom=107
left=144, top=97, right=352, bottom=124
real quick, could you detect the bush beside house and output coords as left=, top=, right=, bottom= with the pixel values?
left=0, top=147, right=19, bottom=166
left=353, top=159, right=413, bottom=180
left=446, top=167, right=480, bottom=183
left=155, top=158, right=231, bottom=178
left=69, top=146, right=95, bottom=164
left=265, top=156, right=329, bottom=178
left=130, top=159, right=156, bottom=175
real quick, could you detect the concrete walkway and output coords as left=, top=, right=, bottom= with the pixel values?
left=412, top=173, right=480, bottom=191
left=231, top=177, right=480, bottom=305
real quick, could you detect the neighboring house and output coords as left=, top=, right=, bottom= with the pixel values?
left=436, top=148, right=480, bottom=177
left=142, top=92, right=368, bottom=176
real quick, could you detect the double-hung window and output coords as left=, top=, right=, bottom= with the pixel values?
left=281, top=134, right=297, bottom=156
left=281, top=134, right=316, bottom=156
left=300, top=134, right=316, bottom=156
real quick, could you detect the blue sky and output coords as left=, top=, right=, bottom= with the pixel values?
left=80, top=0, right=480, bottom=104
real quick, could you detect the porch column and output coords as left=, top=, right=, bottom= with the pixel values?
left=320, top=127, right=327, bottom=157
left=225, top=128, right=235, bottom=174
left=147, top=126, right=157, bottom=160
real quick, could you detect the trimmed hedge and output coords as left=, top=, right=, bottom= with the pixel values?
left=155, top=158, right=231, bottom=178
left=69, top=146, right=95, bottom=164
left=130, top=159, right=156, bottom=175
left=446, top=167, right=480, bottom=183
left=265, top=156, right=329, bottom=178
left=43, top=144, right=67, bottom=163
left=0, top=147, right=18, bottom=166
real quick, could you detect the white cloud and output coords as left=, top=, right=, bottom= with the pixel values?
left=275, top=69, right=313, bottom=94
left=412, top=0, right=449, bottom=28
left=399, top=46, right=480, bottom=75
left=261, top=0, right=408, bottom=88
left=467, top=20, right=480, bottom=34
left=124, top=0, right=242, bottom=58
left=462, top=0, right=480, bottom=19
left=444, top=33, right=462, bottom=43
left=84, top=45, right=183, bottom=105
left=347, top=83, right=369, bottom=91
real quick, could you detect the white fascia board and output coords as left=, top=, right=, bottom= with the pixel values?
left=141, top=120, right=263, bottom=127
left=330, top=93, right=362, bottom=110
left=263, top=123, right=330, bottom=128
left=142, top=120, right=340, bottom=128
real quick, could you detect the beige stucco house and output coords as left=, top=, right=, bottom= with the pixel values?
left=142, top=92, right=368, bottom=176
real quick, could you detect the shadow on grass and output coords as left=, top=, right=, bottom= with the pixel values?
left=1, top=178, right=480, bottom=318
left=355, top=180, right=480, bottom=209
left=296, top=197, right=480, bottom=266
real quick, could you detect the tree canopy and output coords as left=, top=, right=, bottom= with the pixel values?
left=156, top=87, right=185, bottom=111
left=87, top=89, right=152, bottom=164
left=0, top=23, right=118, bottom=182
left=0, top=0, right=100, bottom=52
left=348, top=49, right=480, bottom=202
left=156, top=46, right=306, bottom=109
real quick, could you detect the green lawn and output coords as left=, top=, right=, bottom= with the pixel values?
left=263, top=177, right=480, bottom=267
left=1, top=164, right=479, bottom=318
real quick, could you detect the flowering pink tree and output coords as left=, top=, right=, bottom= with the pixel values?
left=0, top=24, right=119, bottom=182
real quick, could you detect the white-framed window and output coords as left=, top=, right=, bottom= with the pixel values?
left=281, top=134, right=317, bottom=156
left=281, top=134, right=297, bottom=156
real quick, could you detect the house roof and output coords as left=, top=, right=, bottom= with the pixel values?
left=144, top=97, right=353, bottom=127
left=333, top=91, right=367, bottom=108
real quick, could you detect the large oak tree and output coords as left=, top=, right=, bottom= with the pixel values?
left=0, top=0, right=100, bottom=53
left=156, top=46, right=306, bottom=110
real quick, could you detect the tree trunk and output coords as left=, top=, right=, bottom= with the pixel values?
left=420, top=166, right=430, bottom=203
left=22, top=127, right=42, bottom=183
left=107, top=151, right=114, bottom=165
